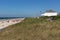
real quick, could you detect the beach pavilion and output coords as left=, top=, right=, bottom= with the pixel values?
left=41, top=10, right=58, bottom=16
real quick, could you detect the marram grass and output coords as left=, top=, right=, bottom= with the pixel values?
left=0, top=17, right=60, bottom=40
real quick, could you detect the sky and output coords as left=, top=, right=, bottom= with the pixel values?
left=0, top=0, right=60, bottom=17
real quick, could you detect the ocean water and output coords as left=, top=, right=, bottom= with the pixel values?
left=0, top=17, right=24, bottom=21
left=0, top=17, right=21, bottom=19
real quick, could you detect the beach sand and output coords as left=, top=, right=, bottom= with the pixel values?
left=0, top=18, right=25, bottom=30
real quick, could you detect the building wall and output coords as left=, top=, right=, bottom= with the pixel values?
left=41, top=12, right=58, bottom=16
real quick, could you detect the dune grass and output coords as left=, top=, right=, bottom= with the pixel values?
left=0, top=17, right=60, bottom=40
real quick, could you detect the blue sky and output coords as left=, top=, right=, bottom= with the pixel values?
left=0, top=0, right=60, bottom=17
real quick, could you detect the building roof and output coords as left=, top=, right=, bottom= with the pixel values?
left=45, top=10, right=56, bottom=13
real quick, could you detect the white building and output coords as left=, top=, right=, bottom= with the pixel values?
left=41, top=10, right=58, bottom=16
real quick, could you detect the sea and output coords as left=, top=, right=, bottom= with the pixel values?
left=0, top=17, right=24, bottom=21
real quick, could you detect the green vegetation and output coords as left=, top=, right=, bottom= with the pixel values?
left=0, top=17, right=60, bottom=40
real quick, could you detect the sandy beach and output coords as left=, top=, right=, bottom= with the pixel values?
left=0, top=18, right=25, bottom=29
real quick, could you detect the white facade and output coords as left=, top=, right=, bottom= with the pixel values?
left=41, top=12, right=58, bottom=16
